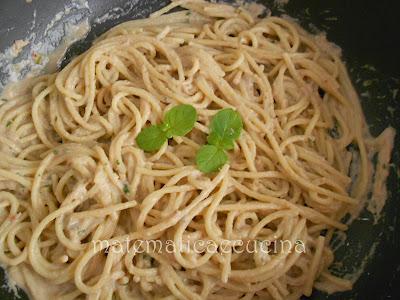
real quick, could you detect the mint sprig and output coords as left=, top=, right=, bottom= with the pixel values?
left=136, top=104, right=197, bottom=152
left=136, top=125, right=167, bottom=152
left=164, top=104, right=197, bottom=138
left=196, top=145, right=228, bottom=173
left=196, top=108, right=243, bottom=173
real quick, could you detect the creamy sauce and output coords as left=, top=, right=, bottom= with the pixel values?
left=8, top=265, right=72, bottom=299
left=0, top=1, right=397, bottom=299
left=367, top=127, right=396, bottom=221
left=0, top=0, right=90, bottom=91
left=10, top=40, right=30, bottom=57
left=0, top=2, right=91, bottom=298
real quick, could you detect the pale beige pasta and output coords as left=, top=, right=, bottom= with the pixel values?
left=0, top=1, right=395, bottom=299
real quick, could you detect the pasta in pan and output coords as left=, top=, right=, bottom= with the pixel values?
left=0, top=0, right=395, bottom=299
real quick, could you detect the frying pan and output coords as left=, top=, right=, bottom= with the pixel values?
left=0, top=0, right=399, bottom=299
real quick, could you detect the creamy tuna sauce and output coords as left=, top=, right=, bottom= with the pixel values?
left=0, top=1, right=396, bottom=299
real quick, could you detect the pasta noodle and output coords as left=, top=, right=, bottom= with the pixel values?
left=0, top=1, right=395, bottom=299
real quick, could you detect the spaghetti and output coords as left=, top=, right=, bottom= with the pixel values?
left=0, top=1, right=395, bottom=299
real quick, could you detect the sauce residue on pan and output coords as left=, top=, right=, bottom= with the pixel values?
left=0, top=0, right=91, bottom=91
left=0, top=0, right=397, bottom=299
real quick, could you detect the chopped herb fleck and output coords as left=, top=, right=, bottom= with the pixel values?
left=6, top=120, right=12, bottom=128
left=123, top=184, right=130, bottom=194
left=32, top=52, right=42, bottom=64
left=346, top=142, right=359, bottom=152
left=327, top=120, right=340, bottom=139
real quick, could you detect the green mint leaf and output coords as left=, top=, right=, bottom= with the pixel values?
left=207, top=131, right=235, bottom=150
left=196, top=145, right=228, bottom=173
left=159, top=122, right=170, bottom=133
left=164, top=104, right=197, bottom=138
left=209, top=108, right=242, bottom=149
left=136, top=125, right=167, bottom=152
